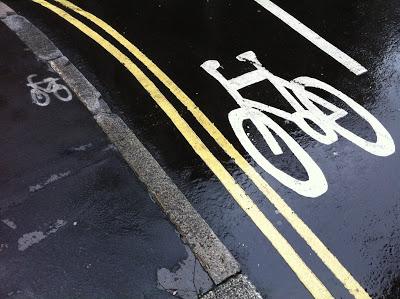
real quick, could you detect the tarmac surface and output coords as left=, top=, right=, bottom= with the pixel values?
left=0, top=19, right=215, bottom=298
left=2, top=0, right=400, bottom=298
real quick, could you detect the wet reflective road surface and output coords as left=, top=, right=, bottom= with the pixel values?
left=0, top=20, right=215, bottom=298
left=6, top=0, right=400, bottom=298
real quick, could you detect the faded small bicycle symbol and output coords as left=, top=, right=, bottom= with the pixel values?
left=26, top=74, right=72, bottom=106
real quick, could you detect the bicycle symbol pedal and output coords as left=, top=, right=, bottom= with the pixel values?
left=26, top=74, right=73, bottom=107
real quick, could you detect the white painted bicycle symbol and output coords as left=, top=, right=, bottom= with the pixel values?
left=201, top=51, right=395, bottom=198
left=26, top=74, right=72, bottom=106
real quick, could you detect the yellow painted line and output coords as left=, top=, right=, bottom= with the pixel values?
left=32, top=0, right=333, bottom=299
left=32, top=0, right=362, bottom=298
left=50, top=1, right=371, bottom=298
left=31, top=0, right=335, bottom=297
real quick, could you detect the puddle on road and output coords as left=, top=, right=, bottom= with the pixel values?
left=157, top=246, right=213, bottom=298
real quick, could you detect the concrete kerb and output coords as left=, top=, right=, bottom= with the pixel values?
left=2, top=14, right=62, bottom=61
left=49, top=56, right=111, bottom=115
left=0, top=1, right=14, bottom=18
left=92, top=111, right=240, bottom=284
left=202, top=275, right=263, bottom=299
left=0, top=2, right=263, bottom=297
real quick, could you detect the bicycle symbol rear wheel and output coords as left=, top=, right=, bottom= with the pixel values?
left=31, top=89, right=50, bottom=106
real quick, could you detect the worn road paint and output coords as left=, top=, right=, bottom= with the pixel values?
left=71, top=143, right=93, bottom=151
left=18, top=231, right=46, bottom=251
left=102, top=144, right=117, bottom=152
left=202, top=51, right=395, bottom=197
left=0, top=243, right=8, bottom=252
left=35, top=1, right=371, bottom=297
left=17, top=219, right=66, bottom=251
left=251, top=0, right=367, bottom=75
left=26, top=74, right=72, bottom=106
left=29, top=171, right=71, bottom=192
left=32, top=1, right=335, bottom=297
left=2, top=219, right=17, bottom=230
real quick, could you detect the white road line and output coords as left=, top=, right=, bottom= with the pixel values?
left=252, top=0, right=367, bottom=75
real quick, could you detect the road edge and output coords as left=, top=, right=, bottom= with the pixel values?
left=0, top=2, right=263, bottom=298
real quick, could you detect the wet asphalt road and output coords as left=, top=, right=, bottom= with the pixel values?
left=0, top=21, right=214, bottom=298
left=5, top=0, right=400, bottom=298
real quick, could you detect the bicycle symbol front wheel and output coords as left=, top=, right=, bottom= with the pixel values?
left=293, top=76, right=395, bottom=157
left=54, top=85, right=72, bottom=102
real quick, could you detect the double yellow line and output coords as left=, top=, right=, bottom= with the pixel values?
left=32, top=0, right=370, bottom=298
